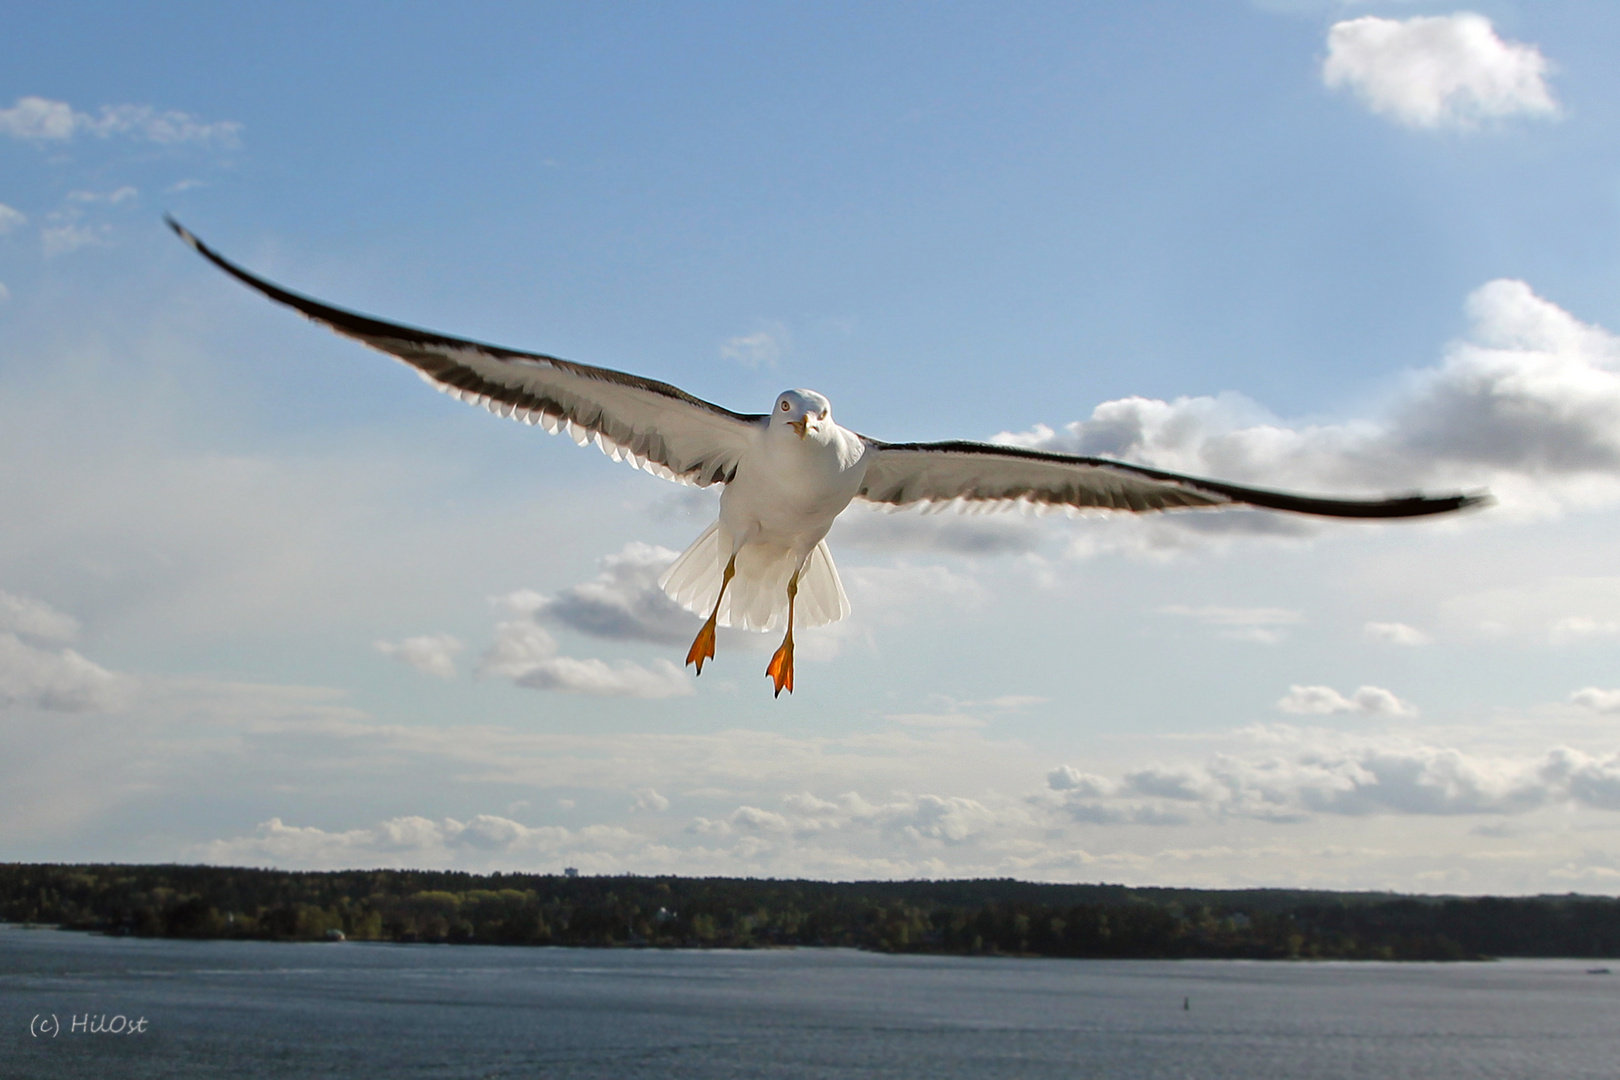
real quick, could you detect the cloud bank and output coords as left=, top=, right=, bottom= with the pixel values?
left=996, top=280, right=1620, bottom=525
left=1050, top=734, right=1620, bottom=825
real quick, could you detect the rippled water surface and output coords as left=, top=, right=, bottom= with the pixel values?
left=5, top=925, right=1618, bottom=1078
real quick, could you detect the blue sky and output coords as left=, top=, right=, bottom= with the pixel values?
left=6, top=1, right=1620, bottom=891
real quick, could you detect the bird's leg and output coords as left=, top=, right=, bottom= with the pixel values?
left=685, top=554, right=737, bottom=675
left=766, top=569, right=799, bottom=698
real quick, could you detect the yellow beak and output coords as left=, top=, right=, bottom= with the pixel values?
left=789, top=416, right=810, bottom=439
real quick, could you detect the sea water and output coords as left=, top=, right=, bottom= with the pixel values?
left=4, top=923, right=1617, bottom=1078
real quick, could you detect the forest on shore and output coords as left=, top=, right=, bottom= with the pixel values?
left=4, top=863, right=1619, bottom=961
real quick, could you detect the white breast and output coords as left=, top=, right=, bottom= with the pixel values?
left=722, top=422, right=869, bottom=548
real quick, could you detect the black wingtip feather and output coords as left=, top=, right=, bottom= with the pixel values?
left=164, top=216, right=473, bottom=350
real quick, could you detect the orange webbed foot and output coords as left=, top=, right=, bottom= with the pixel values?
left=765, top=637, right=794, bottom=697
left=686, top=618, right=718, bottom=674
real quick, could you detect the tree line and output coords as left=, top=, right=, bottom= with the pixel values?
left=3, top=864, right=1619, bottom=960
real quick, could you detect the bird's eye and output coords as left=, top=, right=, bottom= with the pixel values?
left=781, top=401, right=791, bottom=411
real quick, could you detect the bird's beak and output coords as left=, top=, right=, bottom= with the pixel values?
left=789, top=416, right=810, bottom=439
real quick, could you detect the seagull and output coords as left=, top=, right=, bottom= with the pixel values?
left=169, top=219, right=1487, bottom=696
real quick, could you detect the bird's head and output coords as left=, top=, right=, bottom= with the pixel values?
left=772, top=389, right=832, bottom=440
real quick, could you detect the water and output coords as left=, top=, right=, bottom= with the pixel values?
left=4, top=924, right=1617, bottom=1078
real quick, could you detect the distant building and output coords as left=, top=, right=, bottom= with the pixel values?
left=564, top=867, right=579, bottom=878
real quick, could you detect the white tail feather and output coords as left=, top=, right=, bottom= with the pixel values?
left=659, top=524, right=850, bottom=633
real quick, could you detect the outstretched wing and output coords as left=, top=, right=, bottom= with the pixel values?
left=856, top=439, right=1488, bottom=518
left=170, top=218, right=763, bottom=487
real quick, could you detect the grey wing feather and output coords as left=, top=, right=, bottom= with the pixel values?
left=857, top=439, right=1489, bottom=519
left=169, top=218, right=763, bottom=487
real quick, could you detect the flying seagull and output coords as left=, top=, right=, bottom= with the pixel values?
left=169, top=219, right=1486, bottom=696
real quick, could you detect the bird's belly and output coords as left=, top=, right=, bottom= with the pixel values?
left=722, top=447, right=864, bottom=548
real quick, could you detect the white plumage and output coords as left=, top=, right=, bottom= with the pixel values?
left=170, top=218, right=1488, bottom=695
left=661, top=522, right=848, bottom=633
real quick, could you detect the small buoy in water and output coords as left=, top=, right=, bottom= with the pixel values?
left=1183, top=996, right=1190, bottom=1011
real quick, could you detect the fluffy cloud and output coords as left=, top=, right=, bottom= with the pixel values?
left=0, top=591, right=127, bottom=712
left=1322, top=14, right=1559, bottom=130
left=1571, top=688, right=1620, bottom=715
left=1365, top=621, right=1431, bottom=646
left=1277, top=684, right=1417, bottom=718
left=0, top=633, right=127, bottom=712
left=374, top=634, right=463, bottom=678
left=480, top=593, right=693, bottom=698
left=520, top=543, right=699, bottom=645
left=1046, top=765, right=1114, bottom=796
left=0, top=95, right=240, bottom=145
left=0, top=204, right=26, bottom=235
left=995, top=280, right=1620, bottom=525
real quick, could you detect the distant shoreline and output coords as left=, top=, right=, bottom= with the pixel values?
left=6, top=863, right=1620, bottom=961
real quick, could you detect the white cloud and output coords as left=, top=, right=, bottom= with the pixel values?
left=1365, top=621, right=1431, bottom=645
left=1322, top=14, right=1559, bottom=130
left=889, top=794, right=998, bottom=843
left=1277, top=684, right=1417, bottom=717
left=479, top=598, right=693, bottom=698
left=995, top=280, right=1620, bottom=529
left=0, top=95, right=240, bottom=145
left=0, top=204, right=26, bottom=235
left=633, top=787, right=671, bottom=813
left=0, top=590, right=127, bottom=713
left=41, top=219, right=103, bottom=257
left=1571, top=688, right=1620, bottom=715
left=0, top=590, right=80, bottom=642
left=0, top=97, right=76, bottom=140
left=373, top=633, right=463, bottom=679
left=1541, top=748, right=1620, bottom=811
left=709, top=790, right=1016, bottom=847
left=720, top=323, right=788, bottom=369
left=0, top=633, right=127, bottom=713
left=1047, top=765, right=1114, bottom=796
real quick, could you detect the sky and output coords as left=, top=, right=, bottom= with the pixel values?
left=4, top=1, right=1620, bottom=893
